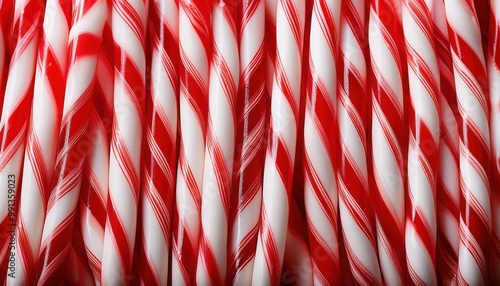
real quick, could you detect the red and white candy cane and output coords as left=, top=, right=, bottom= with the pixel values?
left=138, top=0, right=178, bottom=284
left=100, top=0, right=148, bottom=283
left=252, top=0, right=305, bottom=284
left=0, top=0, right=43, bottom=282
left=337, top=0, right=382, bottom=284
left=170, top=0, right=210, bottom=284
left=226, top=0, right=266, bottom=284
left=303, top=0, right=341, bottom=284
left=488, top=0, right=500, bottom=283
left=9, top=0, right=71, bottom=284
left=35, top=0, right=107, bottom=283
left=79, top=20, right=113, bottom=284
left=402, top=0, right=440, bottom=284
left=431, top=0, right=460, bottom=283
left=196, top=0, right=238, bottom=284
left=444, top=0, right=492, bottom=284
left=368, top=0, right=407, bottom=284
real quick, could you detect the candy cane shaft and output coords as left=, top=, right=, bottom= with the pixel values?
left=337, top=0, right=382, bottom=284
left=196, top=0, right=238, bottom=284
left=303, top=0, right=341, bottom=284
left=444, top=0, right=492, bottom=284
left=36, top=0, right=107, bottom=283
left=402, top=0, right=440, bottom=284
left=8, top=0, right=71, bottom=284
left=0, top=0, right=44, bottom=282
left=227, top=0, right=266, bottom=284
left=431, top=0, right=460, bottom=283
left=369, top=0, right=407, bottom=284
left=100, top=0, right=148, bottom=283
left=170, top=0, right=210, bottom=284
left=252, top=0, right=305, bottom=284
left=79, top=20, right=113, bottom=284
left=138, top=0, right=178, bottom=284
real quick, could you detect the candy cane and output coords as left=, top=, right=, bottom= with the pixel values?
left=0, top=0, right=44, bottom=282
left=170, top=0, right=210, bottom=284
left=402, top=0, right=440, bottom=284
left=337, top=0, right=382, bottom=284
left=138, top=0, right=178, bottom=284
left=444, top=0, right=491, bottom=284
left=252, top=0, right=305, bottom=284
left=226, top=0, right=265, bottom=284
left=79, top=20, right=113, bottom=285
left=36, top=0, right=107, bottom=283
left=368, top=0, right=407, bottom=284
left=7, top=0, right=71, bottom=284
left=196, top=0, right=238, bottom=284
left=430, top=0, right=460, bottom=283
left=488, top=0, right=500, bottom=283
left=100, top=0, right=148, bottom=283
left=302, top=0, right=341, bottom=284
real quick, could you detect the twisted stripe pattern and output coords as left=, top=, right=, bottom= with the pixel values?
left=79, top=20, right=113, bottom=284
left=170, top=0, right=210, bottom=284
left=402, top=0, right=440, bottom=284
left=138, top=0, right=178, bottom=284
left=36, top=0, right=107, bottom=283
left=100, top=0, right=148, bottom=283
left=196, top=0, right=238, bottom=284
left=444, top=0, right=492, bottom=284
left=252, top=0, right=305, bottom=284
left=431, top=0, right=460, bottom=283
left=0, top=0, right=44, bottom=282
left=227, top=0, right=266, bottom=284
left=303, top=0, right=341, bottom=284
left=338, top=0, right=382, bottom=284
left=368, top=0, right=407, bottom=284
left=10, top=0, right=71, bottom=284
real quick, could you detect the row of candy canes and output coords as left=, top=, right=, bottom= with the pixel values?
left=0, top=0, right=499, bottom=285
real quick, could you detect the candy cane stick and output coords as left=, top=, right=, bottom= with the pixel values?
left=402, top=0, right=440, bottom=284
left=226, top=0, right=265, bottom=284
left=7, top=0, right=71, bottom=284
left=444, top=0, right=491, bottom=284
left=170, top=0, right=210, bottom=284
left=337, top=0, right=382, bottom=284
left=368, top=0, right=407, bottom=284
left=196, top=0, right=238, bottom=284
left=252, top=0, right=305, bottom=284
left=302, top=0, right=341, bottom=284
left=0, top=0, right=44, bottom=282
left=138, top=0, right=178, bottom=284
left=79, top=20, right=113, bottom=284
left=100, top=0, right=148, bottom=283
left=488, top=0, right=500, bottom=283
left=430, top=0, right=460, bottom=283
left=35, top=0, right=107, bottom=283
